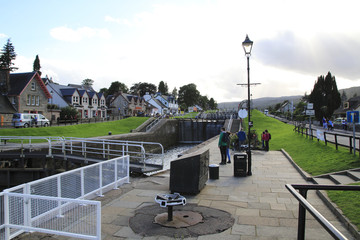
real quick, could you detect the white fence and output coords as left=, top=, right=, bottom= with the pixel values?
left=0, top=155, right=130, bottom=240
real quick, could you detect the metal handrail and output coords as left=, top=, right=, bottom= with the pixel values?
left=286, top=184, right=360, bottom=240
left=0, top=136, right=164, bottom=170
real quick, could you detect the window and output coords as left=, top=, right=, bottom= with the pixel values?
left=27, top=95, right=31, bottom=105
left=10, top=96, right=15, bottom=104
left=36, top=96, right=40, bottom=106
left=83, top=97, right=88, bottom=103
left=72, top=96, right=79, bottom=103
left=32, top=95, right=35, bottom=105
left=31, top=82, right=36, bottom=90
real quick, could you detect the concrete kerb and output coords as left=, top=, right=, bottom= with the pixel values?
left=281, top=148, right=360, bottom=239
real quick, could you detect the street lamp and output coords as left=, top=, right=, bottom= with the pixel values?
left=242, top=34, right=253, bottom=176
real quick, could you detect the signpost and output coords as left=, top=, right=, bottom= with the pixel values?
left=347, top=111, right=359, bottom=156
left=306, top=103, right=314, bottom=137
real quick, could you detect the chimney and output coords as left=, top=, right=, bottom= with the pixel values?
left=0, top=68, right=10, bottom=95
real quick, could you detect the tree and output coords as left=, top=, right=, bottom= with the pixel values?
left=172, top=87, right=178, bottom=99
left=107, top=81, right=128, bottom=96
left=178, top=83, right=200, bottom=110
left=60, top=106, right=79, bottom=120
left=82, top=79, right=94, bottom=89
left=208, top=98, right=217, bottom=110
left=158, top=81, right=168, bottom=95
left=0, top=39, right=17, bottom=71
left=309, top=72, right=341, bottom=120
left=198, top=95, right=209, bottom=110
left=130, top=82, right=157, bottom=96
left=33, top=55, right=41, bottom=76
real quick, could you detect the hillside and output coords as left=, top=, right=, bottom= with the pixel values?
left=218, top=86, right=360, bottom=110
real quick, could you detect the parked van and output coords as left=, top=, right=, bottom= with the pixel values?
left=12, top=113, right=50, bottom=128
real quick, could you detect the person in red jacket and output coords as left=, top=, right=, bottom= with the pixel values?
left=263, top=129, right=271, bottom=151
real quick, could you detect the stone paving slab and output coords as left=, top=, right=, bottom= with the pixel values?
left=15, top=136, right=357, bottom=240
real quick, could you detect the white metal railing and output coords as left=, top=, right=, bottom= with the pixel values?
left=0, top=155, right=130, bottom=240
left=146, top=117, right=162, bottom=132
left=0, top=136, right=164, bottom=170
left=1, top=193, right=101, bottom=240
left=227, top=114, right=233, bottom=132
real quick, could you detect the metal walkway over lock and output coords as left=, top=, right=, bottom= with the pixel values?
left=0, top=136, right=165, bottom=174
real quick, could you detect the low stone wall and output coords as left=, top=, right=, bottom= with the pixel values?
left=101, top=119, right=179, bottom=150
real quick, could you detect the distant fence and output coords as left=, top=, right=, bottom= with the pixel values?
left=293, top=125, right=360, bottom=157
left=0, top=115, right=125, bottom=129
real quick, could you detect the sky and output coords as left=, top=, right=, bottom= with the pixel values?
left=1, top=0, right=360, bottom=103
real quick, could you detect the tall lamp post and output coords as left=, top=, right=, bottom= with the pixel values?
left=242, top=34, right=253, bottom=176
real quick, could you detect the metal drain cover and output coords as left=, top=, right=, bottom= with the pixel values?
left=154, top=210, right=203, bottom=228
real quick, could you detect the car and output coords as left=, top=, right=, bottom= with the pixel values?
left=12, top=113, right=50, bottom=128
left=333, top=117, right=343, bottom=124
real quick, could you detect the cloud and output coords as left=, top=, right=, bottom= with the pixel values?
left=0, top=33, right=8, bottom=39
left=50, top=26, right=111, bottom=42
left=104, top=16, right=132, bottom=26
left=256, top=32, right=360, bottom=81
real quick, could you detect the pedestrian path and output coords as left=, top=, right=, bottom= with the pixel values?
left=18, top=137, right=356, bottom=240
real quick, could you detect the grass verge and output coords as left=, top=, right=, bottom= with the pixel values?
left=251, top=110, right=360, bottom=176
left=0, top=117, right=149, bottom=138
left=327, top=183, right=360, bottom=230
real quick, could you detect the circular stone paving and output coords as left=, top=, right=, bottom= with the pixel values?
left=129, top=203, right=235, bottom=237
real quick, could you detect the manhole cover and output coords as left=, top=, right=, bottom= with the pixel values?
left=154, top=210, right=203, bottom=228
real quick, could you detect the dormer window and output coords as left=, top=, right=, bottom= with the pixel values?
left=344, top=102, right=349, bottom=109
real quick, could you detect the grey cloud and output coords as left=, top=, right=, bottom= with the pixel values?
left=255, top=31, right=360, bottom=80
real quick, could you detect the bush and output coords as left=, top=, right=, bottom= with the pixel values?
left=60, top=106, right=79, bottom=120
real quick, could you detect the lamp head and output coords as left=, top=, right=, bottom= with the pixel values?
left=242, top=34, right=253, bottom=56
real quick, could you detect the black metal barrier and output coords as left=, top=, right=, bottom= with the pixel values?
left=294, top=125, right=360, bottom=157
left=285, top=184, right=360, bottom=240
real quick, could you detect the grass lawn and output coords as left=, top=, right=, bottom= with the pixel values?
left=251, top=110, right=360, bottom=176
left=0, top=117, right=149, bottom=138
left=327, top=183, right=360, bottom=230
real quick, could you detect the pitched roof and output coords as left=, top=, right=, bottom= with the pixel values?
left=8, top=72, right=51, bottom=98
left=0, top=95, right=17, bottom=113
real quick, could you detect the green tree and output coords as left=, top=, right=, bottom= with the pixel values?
left=130, top=82, right=157, bottom=96
left=198, top=95, right=209, bottom=110
left=158, top=81, right=168, bottom=95
left=178, top=83, right=200, bottom=110
left=60, top=106, right=79, bottom=120
left=107, top=81, right=128, bottom=96
left=309, top=72, right=341, bottom=121
left=172, top=87, right=178, bottom=99
left=33, top=55, right=41, bottom=76
left=209, top=97, right=217, bottom=110
left=0, top=39, right=17, bottom=71
left=82, top=78, right=94, bottom=90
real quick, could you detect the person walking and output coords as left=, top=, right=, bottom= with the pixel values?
left=226, top=131, right=231, bottom=163
left=218, top=127, right=228, bottom=165
left=237, top=128, right=246, bottom=151
left=261, top=131, right=265, bottom=149
left=264, top=129, right=271, bottom=151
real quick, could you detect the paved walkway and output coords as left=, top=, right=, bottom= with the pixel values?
left=20, top=137, right=356, bottom=240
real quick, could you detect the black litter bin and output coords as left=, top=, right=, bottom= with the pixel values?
left=209, top=164, right=219, bottom=179
left=234, top=153, right=247, bottom=177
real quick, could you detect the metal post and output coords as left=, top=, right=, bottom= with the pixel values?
left=298, top=189, right=308, bottom=240
left=167, top=206, right=173, bottom=221
left=352, top=113, right=356, bottom=156
left=246, top=55, right=252, bottom=176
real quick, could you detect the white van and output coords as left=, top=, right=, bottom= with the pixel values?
left=12, top=113, right=50, bottom=128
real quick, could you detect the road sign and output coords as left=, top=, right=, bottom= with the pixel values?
left=347, top=111, right=359, bottom=123
left=307, top=103, right=313, bottom=110
left=306, top=110, right=315, bottom=116
left=238, top=109, right=248, bottom=119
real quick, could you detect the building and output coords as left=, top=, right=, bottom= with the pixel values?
left=46, top=81, right=107, bottom=119
left=0, top=70, right=51, bottom=122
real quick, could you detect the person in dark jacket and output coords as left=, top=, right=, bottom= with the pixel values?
left=218, top=127, right=227, bottom=165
